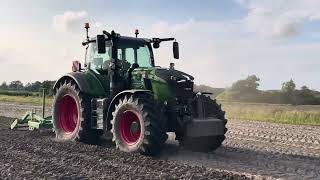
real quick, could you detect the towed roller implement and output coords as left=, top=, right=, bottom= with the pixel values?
left=10, top=89, right=53, bottom=131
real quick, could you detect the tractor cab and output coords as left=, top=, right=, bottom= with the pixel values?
left=81, top=25, right=180, bottom=97
left=86, top=36, right=154, bottom=77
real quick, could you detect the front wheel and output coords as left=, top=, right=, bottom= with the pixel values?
left=111, top=94, right=167, bottom=156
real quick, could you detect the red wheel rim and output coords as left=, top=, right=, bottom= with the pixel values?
left=58, top=95, right=78, bottom=134
left=119, top=111, right=141, bottom=145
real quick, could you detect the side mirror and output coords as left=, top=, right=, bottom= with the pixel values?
left=96, top=35, right=106, bottom=54
left=153, top=42, right=160, bottom=49
left=173, top=41, right=179, bottom=59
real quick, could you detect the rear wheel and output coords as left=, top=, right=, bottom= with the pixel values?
left=52, top=80, right=102, bottom=143
left=58, top=95, right=78, bottom=134
left=111, top=94, right=167, bottom=156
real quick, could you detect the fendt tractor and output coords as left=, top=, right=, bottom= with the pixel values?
left=52, top=23, right=227, bottom=156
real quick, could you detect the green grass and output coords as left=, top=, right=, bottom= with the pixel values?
left=0, top=95, right=53, bottom=106
left=221, top=102, right=320, bottom=126
left=1, top=94, right=320, bottom=126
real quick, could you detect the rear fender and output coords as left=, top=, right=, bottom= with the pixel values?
left=53, top=72, right=106, bottom=97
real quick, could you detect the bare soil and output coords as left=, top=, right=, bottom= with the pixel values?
left=163, top=120, right=320, bottom=179
left=0, top=116, right=252, bottom=180
left=1, top=102, right=320, bottom=179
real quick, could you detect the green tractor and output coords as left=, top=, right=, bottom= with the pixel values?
left=52, top=23, right=227, bottom=156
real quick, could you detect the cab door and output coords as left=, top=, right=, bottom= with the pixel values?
left=86, top=41, right=112, bottom=95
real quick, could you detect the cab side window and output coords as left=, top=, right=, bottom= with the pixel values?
left=117, top=48, right=135, bottom=65
left=89, top=42, right=111, bottom=73
left=118, top=45, right=152, bottom=68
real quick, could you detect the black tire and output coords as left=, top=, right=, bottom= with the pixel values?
left=181, top=95, right=227, bottom=152
left=111, top=94, right=167, bottom=156
left=52, top=80, right=102, bottom=143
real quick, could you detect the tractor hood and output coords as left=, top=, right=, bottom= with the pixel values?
left=154, top=67, right=194, bottom=100
left=154, top=68, right=194, bottom=82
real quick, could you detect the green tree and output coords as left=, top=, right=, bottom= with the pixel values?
left=219, top=75, right=261, bottom=102
left=41, top=80, right=55, bottom=96
left=295, top=85, right=320, bottom=105
left=0, top=82, right=8, bottom=89
left=281, top=79, right=296, bottom=104
left=301, top=85, right=309, bottom=91
left=9, top=80, right=24, bottom=90
left=25, top=81, right=42, bottom=92
left=231, top=75, right=260, bottom=93
left=281, top=79, right=296, bottom=93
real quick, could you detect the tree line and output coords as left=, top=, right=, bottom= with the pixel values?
left=0, top=80, right=55, bottom=96
left=217, top=75, right=320, bottom=105
left=1, top=77, right=320, bottom=105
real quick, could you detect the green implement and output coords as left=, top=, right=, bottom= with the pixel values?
left=10, top=110, right=53, bottom=130
left=10, top=88, right=53, bottom=131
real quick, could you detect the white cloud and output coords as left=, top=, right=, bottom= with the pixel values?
left=151, top=20, right=243, bottom=87
left=237, top=0, right=320, bottom=38
left=1, top=6, right=320, bottom=90
left=244, top=8, right=303, bottom=38
left=149, top=18, right=320, bottom=89
left=53, top=11, right=88, bottom=32
left=93, top=21, right=103, bottom=28
left=0, top=25, right=84, bottom=83
left=0, top=48, right=12, bottom=63
left=152, top=19, right=196, bottom=35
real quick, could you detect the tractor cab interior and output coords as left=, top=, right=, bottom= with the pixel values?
left=89, top=36, right=154, bottom=78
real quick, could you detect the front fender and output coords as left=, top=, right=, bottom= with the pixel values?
left=105, top=89, right=152, bottom=130
left=107, top=89, right=152, bottom=114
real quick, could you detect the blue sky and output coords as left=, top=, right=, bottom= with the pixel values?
left=1, top=0, right=320, bottom=90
